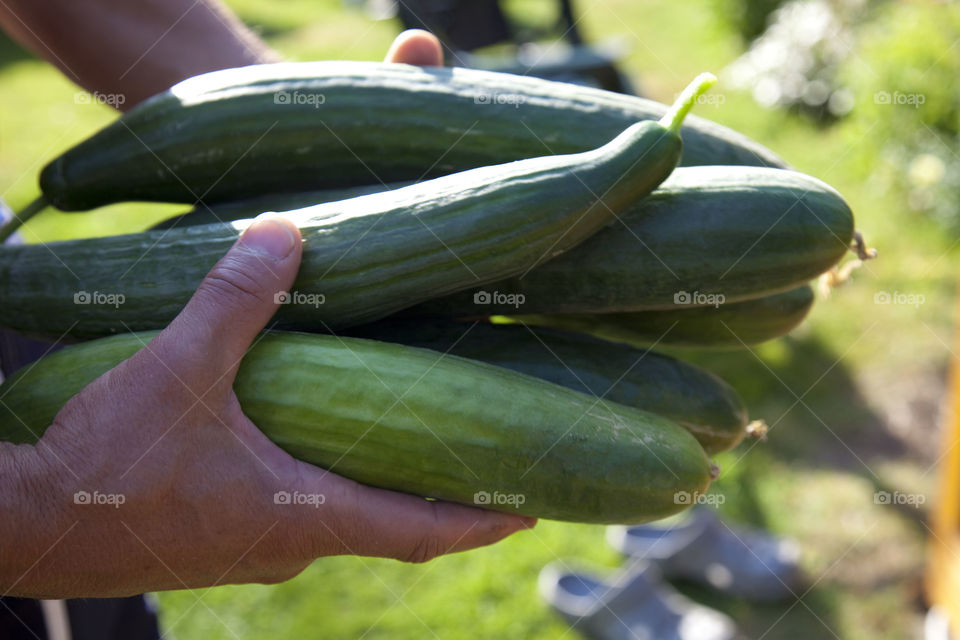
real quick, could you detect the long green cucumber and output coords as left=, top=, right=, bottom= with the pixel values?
left=0, top=331, right=714, bottom=524
left=505, top=285, right=815, bottom=349
left=0, top=76, right=714, bottom=339
left=37, top=62, right=781, bottom=212
left=157, top=167, right=853, bottom=321
left=346, top=320, right=749, bottom=454
left=407, top=167, right=853, bottom=316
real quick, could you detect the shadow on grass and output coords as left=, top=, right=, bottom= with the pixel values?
left=673, top=333, right=909, bottom=479
left=675, top=580, right=841, bottom=640
left=651, top=333, right=923, bottom=638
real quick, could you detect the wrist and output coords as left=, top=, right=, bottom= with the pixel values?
left=0, top=441, right=69, bottom=596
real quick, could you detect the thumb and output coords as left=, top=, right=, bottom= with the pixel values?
left=385, top=29, right=444, bottom=66
left=150, top=214, right=302, bottom=389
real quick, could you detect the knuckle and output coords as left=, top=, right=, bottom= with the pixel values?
left=403, top=534, right=445, bottom=564
left=402, top=501, right=446, bottom=563
left=273, top=508, right=323, bottom=561
left=251, top=564, right=307, bottom=586
left=274, top=468, right=359, bottom=560
left=320, top=483, right=369, bottom=557
left=199, top=257, right=275, bottom=313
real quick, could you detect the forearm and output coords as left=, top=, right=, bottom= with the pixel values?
left=0, top=0, right=279, bottom=110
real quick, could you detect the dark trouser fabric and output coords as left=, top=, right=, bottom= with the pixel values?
left=67, top=596, right=161, bottom=640
left=0, top=596, right=162, bottom=640
left=0, top=597, right=47, bottom=640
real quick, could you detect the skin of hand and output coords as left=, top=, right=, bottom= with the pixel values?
left=0, top=28, right=530, bottom=598
left=385, top=29, right=444, bottom=66
left=0, top=215, right=535, bottom=600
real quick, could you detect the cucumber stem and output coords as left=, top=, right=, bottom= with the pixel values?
left=0, top=196, right=48, bottom=244
left=659, top=72, right=718, bottom=133
left=745, top=419, right=769, bottom=441
left=851, top=230, right=877, bottom=261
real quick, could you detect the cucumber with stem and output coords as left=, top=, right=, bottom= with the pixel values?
left=155, top=170, right=845, bottom=328
left=154, top=169, right=847, bottom=325
left=30, top=61, right=777, bottom=213
left=407, top=166, right=853, bottom=316
left=0, top=74, right=716, bottom=339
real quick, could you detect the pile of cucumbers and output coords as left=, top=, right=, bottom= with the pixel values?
left=0, top=62, right=863, bottom=524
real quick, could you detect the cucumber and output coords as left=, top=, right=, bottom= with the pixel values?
left=156, top=167, right=852, bottom=324
left=505, top=285, right=815, bottom=349
left=408, top=166, right=853, bottom=316
left=37, top=62, right=782, bottom=212
left=346, top=320, right=749, bottom=454
left=0, top=331, right=714, bottom=524
left=0, top=75, right=714, bottom=339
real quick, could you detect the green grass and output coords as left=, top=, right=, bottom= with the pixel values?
left=0, top=1, right=951, bottom=638
left=158, top=522, right=623, bottom=639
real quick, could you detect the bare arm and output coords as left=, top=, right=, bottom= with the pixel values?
left=0, top=0, right=278, bottom=109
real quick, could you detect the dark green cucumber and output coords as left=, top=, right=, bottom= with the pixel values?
left=347, top=320, right=749, bottom=453
left=506, top=285, right=815, bottom=350
left=38, top=61, right=782, bottom=212
left=407, top=167, right=853, bottom=316
left=0, top=75, right=717, bottom=339
left=0, top=331, right=714, bottom=524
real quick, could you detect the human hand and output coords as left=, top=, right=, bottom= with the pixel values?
left=1, top=215, right=534, bottom=599
left=384, top=29, right=444, bottom=66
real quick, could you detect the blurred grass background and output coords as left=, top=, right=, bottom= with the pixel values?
left=2, top=0, right=957, bottom=638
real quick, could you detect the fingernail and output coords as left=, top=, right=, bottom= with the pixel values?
left=520, top=516, right=538, bottom=529
left=240, top=215, right=296, bottom=259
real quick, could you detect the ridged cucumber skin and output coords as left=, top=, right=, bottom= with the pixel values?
left=347, top=320, right=748, bottom=454
left=40, top=61, right=784, bottom=211
left=507, top=285, right=814, bottom=350
left=0, top=332, right=713, bottom=524
left=155, top=167, right=853, bottom=322
left=2, top=117, right=681, bottom=340
left=409, top=167, right=854, bottom=316
left=152, top=183, right=413, bottom=230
